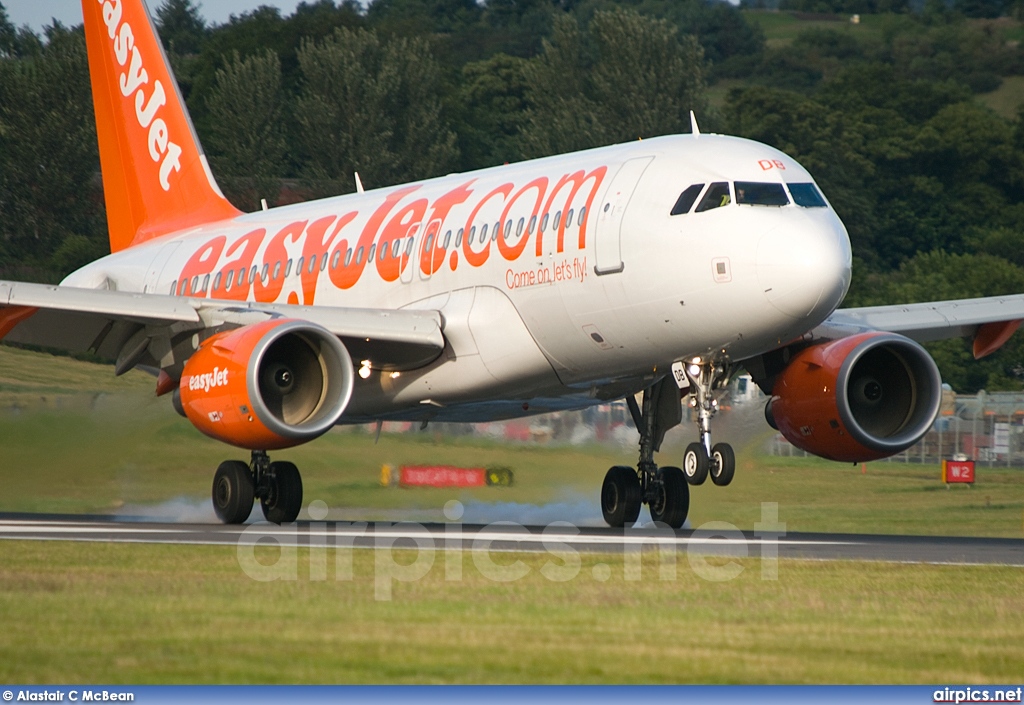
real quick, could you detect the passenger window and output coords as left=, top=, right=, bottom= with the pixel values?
left=528, top=216, right=536, bottom=234
left=425, top=233, right=434, bottom=251
left=170, top=280, right=177, bottom=295
left=541, top=213, right=549, bottom=232
left=735, top=182, right=789, bottom=207
left=379, top=244, right=387, bottom=261
left=345, top=248, right=353, bottom=266
left=273, top=262, right=281, bottom=279
left=695, top=182, right=731, bottom=212
left=671, top=183, right=705, bottom=215
left=476, top=225, right=484, bottom=244
left=554, top=211, right=562, bottom=229
left=236, top=268, right=245, bottom=288
left=296, top=257, right=304, bottom=274
left=331, top=251, right=340, bottom=270
left=285, top=259, right=293, bottom=277
left=392, top=239, right=401, bottom=258
left=308, top=254, right=317, bottom=272
left=456, top=228, right=463, bottom=248
left=260, top=264, right=269, bottom=282
left=213, top=272, right=222, bottom=292
left=356, top=247, right=364, bottom=265
left=566, top=209, right=574, bottom=227
left=493, top=222, right=500, bottom=241
left=368, top=244, right=376, bottom=262
left=516, top=218, right=524, bottom=237
left=577, top=206, right=586, bottom=226
left=405, top=238, right=415, bottom=256
left=789, top=182, right=828, bottom=208
left=191, top=276, right=199, bottom=293
left=443, top=230, right=452, bottom=248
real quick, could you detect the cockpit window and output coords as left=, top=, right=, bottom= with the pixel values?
left=788, top=182, right=827, bottom=208
left=695, top=182, right=731, bottom=212
left=670, top=183, right=705, bottom=216
left=735, top=182, right=789, bottom=206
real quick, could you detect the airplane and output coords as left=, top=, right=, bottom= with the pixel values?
left=2, top=0, right=1023, bottom=528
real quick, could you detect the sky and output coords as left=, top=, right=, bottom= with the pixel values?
left=4, top=1, right=308, bottom=33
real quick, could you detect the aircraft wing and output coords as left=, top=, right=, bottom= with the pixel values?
left=0, top=280, right=444, bottom=373
left=827, top=294, right=1024, bottom=358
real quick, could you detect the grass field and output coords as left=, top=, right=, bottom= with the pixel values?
left=979, top=76, right=1024, bottom=120
left=0, top=540, right=1021, bottom=683
left=741, top=10, right=894, bottom=49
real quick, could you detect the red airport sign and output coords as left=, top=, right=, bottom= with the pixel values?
left=942, top=459, right=975, bottom=485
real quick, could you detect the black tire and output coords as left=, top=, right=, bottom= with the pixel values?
left=212, top=460, right=254, bottom=525
left=649, top=466, right=689, bottom=529
left=261, top=461, right=303, bottom=524
left=711, top=443, right=736, bottom=487
left=601, top=465, right=642, bottom=528
left=683, top=442, right=709, bottom=485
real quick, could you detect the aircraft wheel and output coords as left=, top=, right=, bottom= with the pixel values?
left=261, top=461, right=303, bottom=524
left=212, top=460, right=254, bottom=525
left=710, top=443, right=736, bottom=487
left=649, top=466, right=689, bottom=529
left=683, top=442, right=709, bottom=485
left=601, top=465, right=641, bottom=528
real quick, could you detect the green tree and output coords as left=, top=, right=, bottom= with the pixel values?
left=295, top=27, right=458, bottom=192
left=520, top=9, right=708, bottom=158
left=204, top=50, right=288, bottom=210
left=0, top=1, right=16, bottom=57
left=0, top=24, right=105, bottom=280
left=155, top=0, right=207, bottom=55
left=455, top=53, right=530, bottom=168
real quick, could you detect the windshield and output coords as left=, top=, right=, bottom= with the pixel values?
left=788, top=182, right=828, bottom=208
left=735, top=182, right=789, bottom=207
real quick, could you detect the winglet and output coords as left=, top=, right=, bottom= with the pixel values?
left=973, top=319, right=1022, bottom=359
left=690, top=110, right=700, bottom=138
left=82, top=0, right=241, bottom=253
left=355, top=171, right=365, bottom=194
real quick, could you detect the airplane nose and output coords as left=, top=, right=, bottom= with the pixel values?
left=756, top=213, right=851, bottom=320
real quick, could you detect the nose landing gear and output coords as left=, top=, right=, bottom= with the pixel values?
left=212, top=450, right=304, bottom=525
left=682, top=357, right=735, bottom=487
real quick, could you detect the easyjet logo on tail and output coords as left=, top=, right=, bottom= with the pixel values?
left=100, top=0, right=181, bottom=191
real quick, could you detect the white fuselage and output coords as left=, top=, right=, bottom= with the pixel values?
left=65, top=134, right=853, bottom=422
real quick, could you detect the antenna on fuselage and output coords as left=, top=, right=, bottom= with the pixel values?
left=354, top=171, right=365, bottom=194
left=690, top=111, right=700, bottom=138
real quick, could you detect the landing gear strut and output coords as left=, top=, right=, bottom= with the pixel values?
left=212, top=450, right=303, bottom=525
left=682, top=357, right=735, bottom=487
left=601, top=379, right=689, bottom=529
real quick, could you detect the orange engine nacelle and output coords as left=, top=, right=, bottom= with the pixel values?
left=178, top=319, right=354, bottom=450
left=766, top=332, right=942, bottom=462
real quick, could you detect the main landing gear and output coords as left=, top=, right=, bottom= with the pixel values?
left=212, top=450, right=303, bottom=525
left=600, top=357, right=736, bottom=529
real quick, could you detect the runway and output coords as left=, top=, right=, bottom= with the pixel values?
left=1, top=514, right=1022, bottom=565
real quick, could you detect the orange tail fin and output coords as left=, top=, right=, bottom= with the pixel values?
left=83, top=0, right=241, bottom=252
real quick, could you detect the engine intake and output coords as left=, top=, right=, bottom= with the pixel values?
left=179, top=319, right=354, bottom=450
left=768, top=332, right=942, bottom=462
